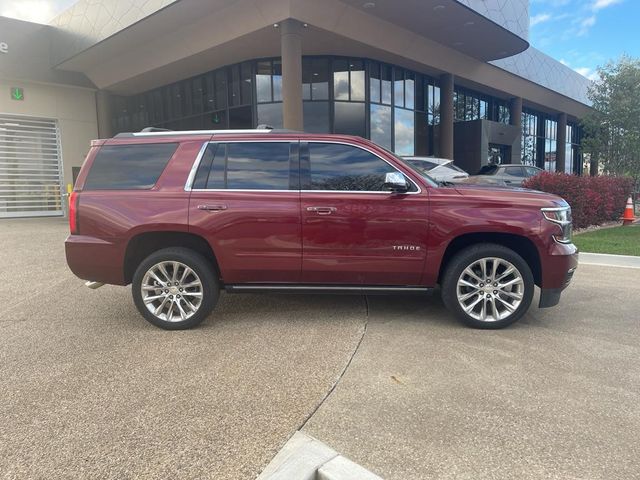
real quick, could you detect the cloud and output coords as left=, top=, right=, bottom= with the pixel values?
left=592, top=0, right=623, bottom=11
left=530, top=13, right=552, bottom=26
left=560, top=59, right=600, bottom=81
left=577, top=15, right=597, bottom=36
left=574, top=67, right=600, bottom=81
left=0, top=0, right=75, bottom=24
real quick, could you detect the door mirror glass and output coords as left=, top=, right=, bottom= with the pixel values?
left=383, top=172, right=409, bottom=193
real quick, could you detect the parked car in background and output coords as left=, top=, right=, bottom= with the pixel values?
left=403, top=157, right=469, bottom=184
left=465, top=164, right=543, bottom=187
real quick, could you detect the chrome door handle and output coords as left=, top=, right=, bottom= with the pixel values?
left=307, top=206, right=337, bottom=215
left=197, top=204, right=227, bottom=211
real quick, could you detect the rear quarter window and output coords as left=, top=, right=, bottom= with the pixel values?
left=83, top=143, right=178, bottom=190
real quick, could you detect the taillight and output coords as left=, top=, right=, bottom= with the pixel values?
left=69, top=191, right=79, bottom=234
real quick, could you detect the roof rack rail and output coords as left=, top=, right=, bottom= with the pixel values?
left=113, top=127, right=302, bottom=138
left=140, top=127, right=173, bottom=133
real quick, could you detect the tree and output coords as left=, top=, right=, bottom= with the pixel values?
left=582, top=56, right=640, bottom=184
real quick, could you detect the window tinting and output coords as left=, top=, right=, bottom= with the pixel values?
left=84, top=143, right=177, bottom=190
left=203, top=142, right=292, bottom=190
left=307, top=143, right=397, bottom=191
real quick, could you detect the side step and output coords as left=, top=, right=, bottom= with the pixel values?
left=225, top=284, right=430, bottom=295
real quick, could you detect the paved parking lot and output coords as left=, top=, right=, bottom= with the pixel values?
left=1, top=218, right=639, bottom=479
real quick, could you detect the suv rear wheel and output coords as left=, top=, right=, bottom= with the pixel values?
left=441, top=244, right=534, bottom=329
left=132, top=247, right=219, bottom=330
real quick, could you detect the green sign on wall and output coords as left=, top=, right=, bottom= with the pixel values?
left=10, top=87, right=24, bottom=101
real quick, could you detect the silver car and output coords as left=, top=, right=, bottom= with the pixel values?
left=403, top=157, right=469, bottom=184
left=466, top=164, right=544, bottom=187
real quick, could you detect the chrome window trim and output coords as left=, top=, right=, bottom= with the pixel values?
left=184, top=141, right=210, bottom=192
left=184, top=138, right=423, bottom=194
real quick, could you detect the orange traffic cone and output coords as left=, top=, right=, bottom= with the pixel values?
left=621, top=196, right=636, bottom=226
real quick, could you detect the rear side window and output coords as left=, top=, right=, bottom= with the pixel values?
left=84, top=143, right=177, bottom=190
left=501, top=166, right=526, bottom=177
left=194, top=142, right=293, bottom=190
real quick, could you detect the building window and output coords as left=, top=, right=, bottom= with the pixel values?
left=454, top=88, right=490, bottom=122
left=544, top=118, right=558, bottom=172
left=521, top=110, right=540, bottom=166
left=494, top=100, right=510, bottom=124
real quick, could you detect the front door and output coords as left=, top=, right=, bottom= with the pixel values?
left=188, top=140, right=301, bottom=284
left=300, top=141, right=428, bottom=285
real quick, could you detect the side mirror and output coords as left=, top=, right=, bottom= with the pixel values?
left=384, top=172, right=409, bottom=193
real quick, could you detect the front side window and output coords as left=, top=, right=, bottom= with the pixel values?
left=194, top=142, right=292, bottom=190
left=307, top=142, right=400, bottom=192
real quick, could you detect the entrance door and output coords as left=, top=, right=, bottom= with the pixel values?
left=300, top=141, right=428, bottom=285
left=189, top=140, right=301, bottom=284
left=488, top=144, right=511, bottom=165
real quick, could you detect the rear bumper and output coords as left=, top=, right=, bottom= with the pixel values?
left=65, top=235, right=126, bottom=285
left=538, top=242, right=578, bottom=308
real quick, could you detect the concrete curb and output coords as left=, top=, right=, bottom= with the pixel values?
left=579, top=252, right=640, bottom=269
left=257, top=431, right=382, bottom=480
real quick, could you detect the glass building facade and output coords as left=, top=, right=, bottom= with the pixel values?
left=111, top=55, right=582, bottom=172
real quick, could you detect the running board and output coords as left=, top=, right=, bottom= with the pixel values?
left=224, top=284, right=430, bottom=295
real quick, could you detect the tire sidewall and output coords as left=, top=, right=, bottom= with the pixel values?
left=442, top=244, right=534, bottom=329
left=132, top=247, right=218, bottom=330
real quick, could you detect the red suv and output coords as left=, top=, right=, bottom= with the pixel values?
left=66, top=128, right=577, bottom=330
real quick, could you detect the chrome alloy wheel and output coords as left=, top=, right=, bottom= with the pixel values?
left=141, top=261, right=203, bottom=322
left=456, top=257, right=525, bottom=322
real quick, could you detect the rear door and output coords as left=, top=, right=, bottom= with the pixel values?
left=188, top=140, right=301, bottom=284
left=300, top=141, right=428, bottom=285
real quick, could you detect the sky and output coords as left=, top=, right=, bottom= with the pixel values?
left=0, top=0, right=637, bottom=81
left=529, top=0, right=639, bottom=80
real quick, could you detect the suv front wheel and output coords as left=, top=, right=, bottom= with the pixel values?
left=132, top=247, right=219, bottom=330
left=441, top=244, right=534, bottom=329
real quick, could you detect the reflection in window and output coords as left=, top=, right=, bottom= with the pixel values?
left=205, top=142, right=291, bottom=190
left=370, top=104, right=392, bottom=150
left=334, top=102, right=365, bottom=137
left=333, top=59, right=350, bottom=101
left=394, top=108, right=415, bottom=156
left=257, top=103, right=283, bottom=128
left=308, top=142, right=395, bottom=191
left=303, top=102, right=330, bottom=133
left=350, top=59, right=365, bottom=101
left=303, top=58, right=329, bottom=100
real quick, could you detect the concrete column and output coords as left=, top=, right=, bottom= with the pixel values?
left=509, top=97, right=522, bottom=128
left=556, top=112, right=567, bottom=173
left=95, top=90, right=113, bottom=139
left=439, top=73, right=454, bottom=160
left=280, top=19, right=304, bottom=131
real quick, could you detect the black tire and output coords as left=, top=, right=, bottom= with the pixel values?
left=441, top=243, right=534, bottom=329
left=132, top=247, right=218, bottom=330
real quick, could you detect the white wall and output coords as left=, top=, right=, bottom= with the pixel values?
left=0, top=80, right=98, bottom=195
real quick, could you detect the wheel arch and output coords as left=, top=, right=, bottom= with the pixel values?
left=437, top=232, right=542, bottom=286
left=124, top=231, right=220, bottom=285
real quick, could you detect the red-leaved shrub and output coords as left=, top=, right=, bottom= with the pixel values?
left=522, top=172, right=634, bottom=228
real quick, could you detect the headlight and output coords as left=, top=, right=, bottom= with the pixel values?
left=541, top=207, right=572, bottom=244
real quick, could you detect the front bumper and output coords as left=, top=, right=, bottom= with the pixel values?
left=538, top=242, right=578, bottom=308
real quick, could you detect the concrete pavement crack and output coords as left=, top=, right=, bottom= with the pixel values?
left=298, top=294, right=370, bottom=431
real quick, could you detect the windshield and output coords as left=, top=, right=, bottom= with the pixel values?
left=381, top=149, right=439, bottom=187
